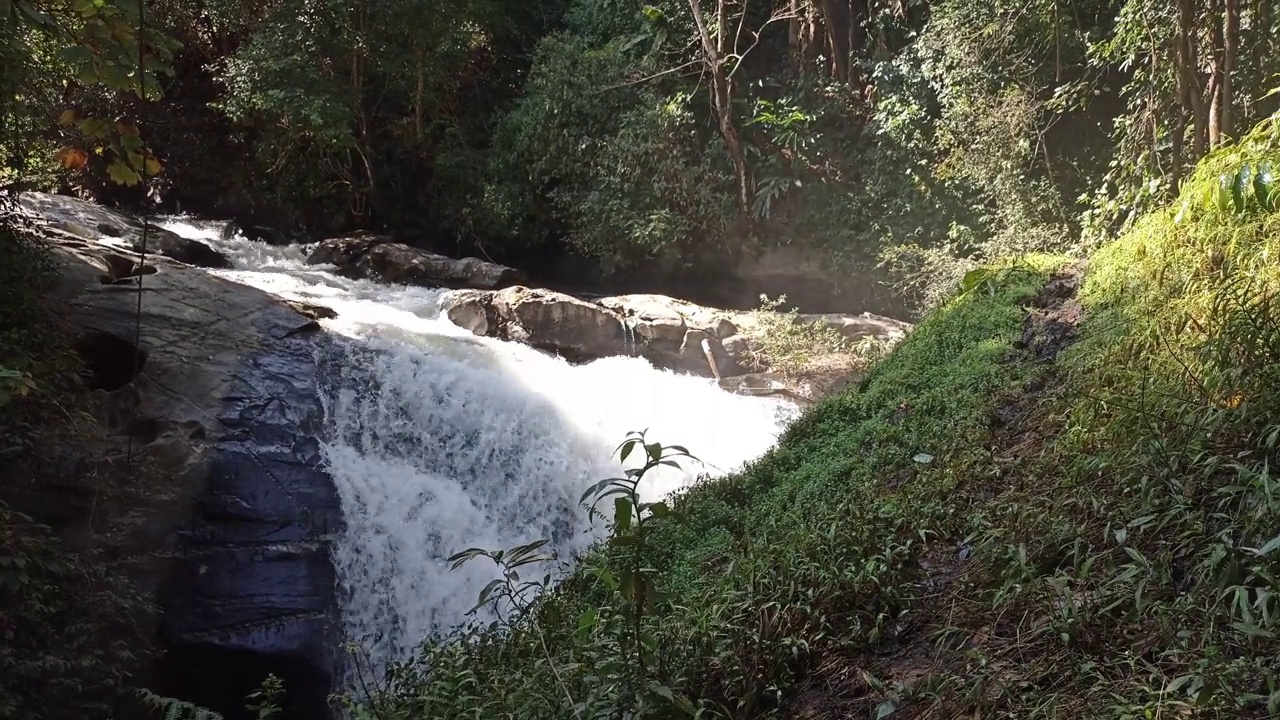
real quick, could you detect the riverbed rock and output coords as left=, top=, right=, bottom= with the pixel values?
left=440, top=287, right=912, bottom=395
left=596, top=294, right=752, bottom=376
left=18, top=192, right=231, bottom=269
left=33, top=207, right=341, bottom=719
left=443, top=286, right=627, bottom=362
left=137, top=222, right=234, bottom=268
left=306, top=233, right=524, bottom=290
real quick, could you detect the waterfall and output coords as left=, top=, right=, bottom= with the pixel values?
left=621, top=317, right=637, bottom=357
left=158, top=219, right=799, bottom=668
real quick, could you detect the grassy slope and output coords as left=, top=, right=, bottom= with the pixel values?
left=364, top=117, right=1280, bottom=719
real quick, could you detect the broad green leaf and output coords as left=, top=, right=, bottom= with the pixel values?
left=78, top=64, right=100, bottom=86
left=959, top=267, right=991, bottom=293
left=589, top=565, right=617, bottom=590
left=470, top=579, right=505, bottom=614
left=1257, top=534, right=1280, bottom=556
left=1232, top=167, right=1249, bottom=213
left=17, top=1, right=53, bottom=26
left=78, top=117, right=110, bottom=139
left=1256, top=162, right=1275, bottom=212
left=107, top=160, right=142, bottom=186
left=619, top=569, right=635, bottom=601
left=1214, top=177, right=1232, bottom=213
left=57, top=44, right=94, bottom=66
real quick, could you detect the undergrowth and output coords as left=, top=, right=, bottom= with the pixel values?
left=0, top=197, right=159, bottom=719
left=743, top=293, right=890, bottom=378
left=922, top=111, right=1280, bottom=717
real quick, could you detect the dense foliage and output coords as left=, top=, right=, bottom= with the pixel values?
left=6, top=0, right=1277, bottom=307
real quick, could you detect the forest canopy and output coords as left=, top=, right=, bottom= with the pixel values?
left=2, top=0, right=1277, bottom=308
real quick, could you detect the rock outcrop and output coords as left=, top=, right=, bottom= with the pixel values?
left=19, top=192, right=232, bottom=269
left=306, top=233, right=524, bottom=290
left=441, top=286, right=912, bottom=401
left=28, top=198, right=341, bottom=719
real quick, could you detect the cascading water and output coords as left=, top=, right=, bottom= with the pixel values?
left=158, top=219, right=799, bottom=670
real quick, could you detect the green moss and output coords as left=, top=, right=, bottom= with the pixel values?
left=652, top=256, right=1065, bottom=597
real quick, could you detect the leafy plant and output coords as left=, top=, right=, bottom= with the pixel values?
left=245, top=674, right=285, bottom=720
left=742, top=294, right=870, bottom=377
left=136, top=689, right=224, bottom=720
left=0, top=367, right=35, bottom=408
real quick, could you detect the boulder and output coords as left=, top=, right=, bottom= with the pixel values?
left=137, top=223, right=233, bottom=269
left=17, top=192, right=231, bottom=269
left=442, top=286, right=626, bottom=362
left=307, top=233, right=523, bottom=290
left=42, top=224, right=341, bottom=719
left=224, top=219, right=296, bottom=247
left=596, top=294, right=751, bottom=375
left=304, top=232, right=382, bottom=268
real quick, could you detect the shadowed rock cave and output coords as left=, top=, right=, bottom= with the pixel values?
left=74, top=330, right=147, bottom=391
left=159, top=643, right=333, bottom=720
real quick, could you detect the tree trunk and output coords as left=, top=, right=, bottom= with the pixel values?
left=1053, top=0, right=1062, bottom=83
left=414, top=44, right=425, bottom=146
left=815, top=0, right=850, bottom=83
left=1172, top=28, right=1187, bottom=191
left=1206, top=0, right=1224, bottom=147
left=789, top=0, right=802, bottom=64
left=1177, top=0, right=1208, bottom=159
left=1221, top=0, right=1238, bottom=140
left=349, top=0, right=375, bottom=221
left=688, top=0, right=752, bottom=214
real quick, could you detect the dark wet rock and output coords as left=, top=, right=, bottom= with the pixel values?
left=305, top=232, right=383, bottom=268
left=307, top=233, right=524, bottom=290
left=226, top=220, right=296, bottom=247
left=136, top=222, right=232, bottom=269
left=36, top=204, right=342, bottom=720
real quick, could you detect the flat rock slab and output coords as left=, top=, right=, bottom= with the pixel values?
left=38, top=212, right=341, bottom=719
left=19, top=192, right=231, bottom=268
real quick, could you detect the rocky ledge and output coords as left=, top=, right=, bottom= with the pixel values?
left=442, top=287, right=912, bottom=403
left=306, top=232, right=525, bottom=290
left=20, top=192, right=233, bottom=269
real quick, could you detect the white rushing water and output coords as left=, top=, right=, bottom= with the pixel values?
left=157, top=218, right=800, bottom=666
